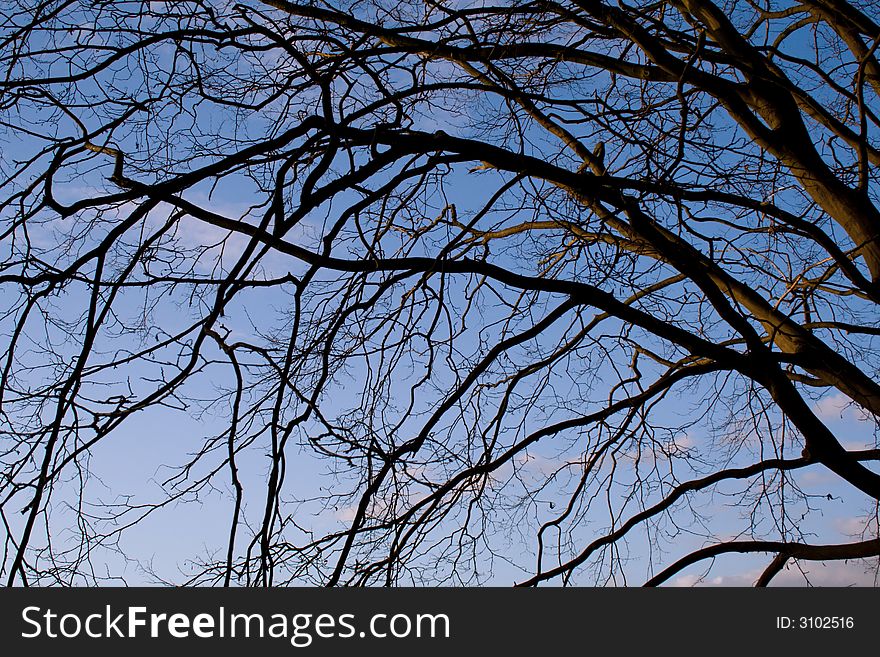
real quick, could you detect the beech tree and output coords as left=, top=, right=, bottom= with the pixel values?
left=1, top=0, right=879, bottom=586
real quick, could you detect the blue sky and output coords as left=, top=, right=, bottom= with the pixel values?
left=1, top=0, right=878, bottom=587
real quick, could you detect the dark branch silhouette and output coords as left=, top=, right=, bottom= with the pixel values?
left=1, top=0, right=879, bottom=587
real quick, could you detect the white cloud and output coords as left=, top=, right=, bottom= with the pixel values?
left=670, top=559, right=879, bottom=587
left=334, top=505, right=358, bottom=523
left=814, top=392, right=873, bottom=424
left=772, top=560, right=879, bottom=586
left=834, top=515, right=879, bottom=538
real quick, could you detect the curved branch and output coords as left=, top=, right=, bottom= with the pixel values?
left=645, top=537, right=880, bottom=587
